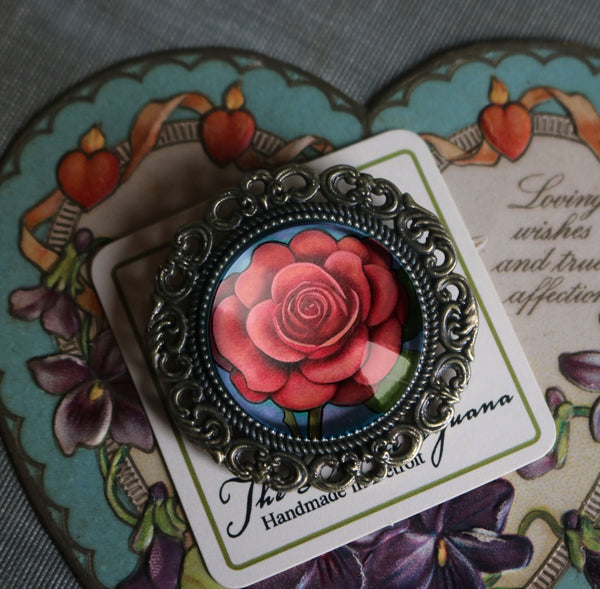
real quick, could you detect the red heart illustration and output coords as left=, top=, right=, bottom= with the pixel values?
left=57, top=150, right=120, bottom=209
left=201, top=109, right=255, bottom=166
left=479, top=102, right=532, bottom=160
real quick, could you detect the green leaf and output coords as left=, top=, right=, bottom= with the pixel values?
left=131, top=504, right=155, bottom=553
left=155, top=500, right=186, bottom=539
left=581, top=516, right=600, bottom=553
left=180, top=546, right=227, bottom=588
left=482, top=572, right=502, bottom=587
left=565, top=529, right=586, bottom=572
left=365, top=349, right=420, bottom=413
left=554, top=403, right=573, bottom=468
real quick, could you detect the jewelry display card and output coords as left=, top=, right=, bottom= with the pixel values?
left=92, top=130, right=554, bottom=586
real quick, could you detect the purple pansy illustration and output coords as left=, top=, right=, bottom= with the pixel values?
left=9, top=285, right=81, bottom=339
left=518, top=387, right=569, bottom=479
left=27, top=329, right=153, bottom=454
left=247, top=479, right=530, bottom=589
left=519, top=349, right=600, bottom=480
left=118, top=482, right=186, bottom=589
left=249, top=544, right=364, bottom=589
left=9, top=228, right=95, bottom=339
left=359, top=479, right=531, bottom=588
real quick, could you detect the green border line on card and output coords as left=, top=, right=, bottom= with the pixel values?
left=111, top=148, right=541, bottom=571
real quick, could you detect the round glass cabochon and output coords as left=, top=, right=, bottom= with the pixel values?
left=209, top=223, right=424, bottom=439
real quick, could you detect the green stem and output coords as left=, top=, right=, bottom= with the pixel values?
left=518, top=509, right=563, bottom=539
left=98, top=444, right=109, bottom=478
left=283, top=410, right=301, bottom=437
left=308, top=406, right=323, bottom=440
left=103, top=445, right=137, bottom=527
left=80, top=313, right=92, bottom=360
left=573, top=405, right=591, bottom=418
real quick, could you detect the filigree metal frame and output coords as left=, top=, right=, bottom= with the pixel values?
left=148, top=164, right=478, bottom=492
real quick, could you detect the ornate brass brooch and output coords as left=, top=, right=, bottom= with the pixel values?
left=148, top=164, right=478, bottom=492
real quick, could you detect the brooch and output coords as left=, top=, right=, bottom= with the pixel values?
left=148, top=164, right=478, bottom=492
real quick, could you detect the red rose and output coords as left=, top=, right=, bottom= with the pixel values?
left=211, top=229, right=408, bottom=411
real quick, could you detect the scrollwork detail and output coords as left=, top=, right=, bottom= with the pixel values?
left=431, top=352, right=472, bottom=402
left=155, top=257, right=196, bottom=303
left=437, top=274, right=478, bottom=360
left=415, top=390, right=455, bottom=434
left=228, top=441, right=308, bottom=492
left=370, top=424, right=424, bottom=466
left=395, top=194, right=456, bottom=278
left=320, top=165, right=401, bottom=218
left=172, top=222, right=214, bottom=267
left=309, top=452, right=360, bottom=492
left=147, top=299, right=192, bottom=381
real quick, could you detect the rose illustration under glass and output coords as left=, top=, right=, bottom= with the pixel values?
left=210, top=225, right=422, bottom=439
left=149, top=164, right=478, bottom=492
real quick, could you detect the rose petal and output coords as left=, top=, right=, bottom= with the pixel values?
left=329, top=379, right=374, bottom=405
left=271, top=371, right=336, bottom=411
left=271, top=262, right=345, bottom=303
left=301, top=325, right=368, bottom=383
left=354, top=317, right=402, bottom=385
left=559, top=351, right=600, bottom=392
left=110, top=396, right=154, bottom=452
left=213, top=295, right=288, bottom=392
left=275, top=289, right=360, bottom=356
left=27, top=354, right=92, bottom=394
left=247, top=300, right=306, bottom=362
left=337, top=236, right=370, bottom=262
left=362, top=238, right=392, bottom=268
left=324, top=251, right=371, bottom=321
left=235, top=243, right=295, bottom=308
left=364, top=264, right=398, bottom=326
left=448, top=529, right=533, bottom=572
left=214, top=273, right=238, bottom=307
left=231, top=371, right=269, bottom=403
left=396, top=283, right=409, bottom=325
left=9, top=286, right=57, bottom=320
left=231, top=370, right=269, bottom=403
left=54, top=382, right=112, bottom=454
left=210, top=277, right=237, bottom=371
left=289, top=229, right=337, bottom=263
left=93, top=329, right=127, bottom=379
